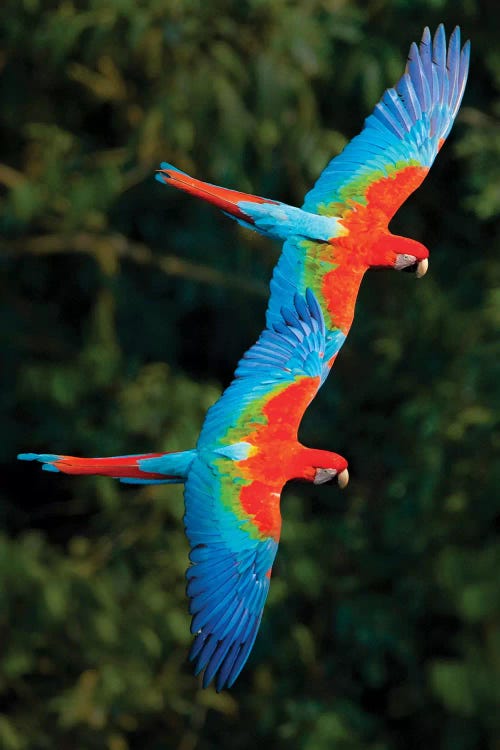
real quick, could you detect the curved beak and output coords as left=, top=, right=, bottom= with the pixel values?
left=395, top=254, right=429, bottom=278
left=415, top=258, right=429, bottom=278
left=337, top=468, right=349, bottom=489
left=313, top=467, right=350, bottom=488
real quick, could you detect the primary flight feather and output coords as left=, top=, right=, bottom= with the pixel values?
left=19, top=290, right=349, bottom=691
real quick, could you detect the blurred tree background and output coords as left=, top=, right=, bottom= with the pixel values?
left=0, top=0, right=498, bottom=748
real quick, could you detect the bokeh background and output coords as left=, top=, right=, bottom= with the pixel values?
left=1, top=1, right=498, bottom=748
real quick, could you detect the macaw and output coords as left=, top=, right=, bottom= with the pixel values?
left=19, top=290, right=349, bottom=691
left=157, top=25, right=470, bottom=341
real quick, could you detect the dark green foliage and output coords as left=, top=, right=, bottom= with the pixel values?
left=1, top=1, right=498, bottom=748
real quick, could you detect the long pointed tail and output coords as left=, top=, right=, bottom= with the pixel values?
left=18, top=450, right=196, bottom=485
left=155, top=162, right=279, bottom=226
left=155, top=162, right=340, bottom=243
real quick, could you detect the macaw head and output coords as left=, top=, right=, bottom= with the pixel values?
left=295, top=447, right=349, bottom=488
left=368, top=233, right=429, bottom=278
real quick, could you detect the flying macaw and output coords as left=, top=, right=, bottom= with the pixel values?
left=157, top=25, right=470, bottom=342
left=19, top=290, right=349, bottom=691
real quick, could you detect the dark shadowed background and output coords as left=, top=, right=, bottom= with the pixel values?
left=1, top=1, right=498, bottom=748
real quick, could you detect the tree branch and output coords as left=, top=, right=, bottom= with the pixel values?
left=2, top=232, right=269, bottom=297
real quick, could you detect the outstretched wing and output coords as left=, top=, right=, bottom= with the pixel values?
left=196, top=288, right=342, bottom=450
left=184, top=455, right=279, bottom=691
left=184, top=291, right=333, bottom=690
left=303, top=25, right=470, bottom=220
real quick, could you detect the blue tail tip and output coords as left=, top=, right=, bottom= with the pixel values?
left=160, top=161, right=179, bottom=171
left=42, top=463, right=60, bottom=473
left=157, top=161, right=188, bottom=176
left=18, top=452, right=61, bottom=465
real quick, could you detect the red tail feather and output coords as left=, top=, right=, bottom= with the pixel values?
left=50, top=454, right=169, bottom=479
left=156, top=167, right=278, bottom=223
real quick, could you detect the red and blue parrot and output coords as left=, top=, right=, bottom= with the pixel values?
left=19, top=290, right=349, bottom=690
left=157, top=25, right=469, bottom=342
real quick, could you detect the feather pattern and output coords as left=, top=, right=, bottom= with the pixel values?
left=303, top=25, right=470, bottom=217
left=197, top=288, right=337, bottom=450
left=184, top=290, right=341, bottom=690
left=17, top=451, right=191, bottom=483
left=184, top=455, right=277, bottom=690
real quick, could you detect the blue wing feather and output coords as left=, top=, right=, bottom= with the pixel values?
left=303, top=25, right=470, bottom=215
left=197, top=289, right=343, bottom=450
left=184, top=456, right=278, bottom=691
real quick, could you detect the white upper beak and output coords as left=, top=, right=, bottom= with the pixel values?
left=415, top=258, right=429, bottom=278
